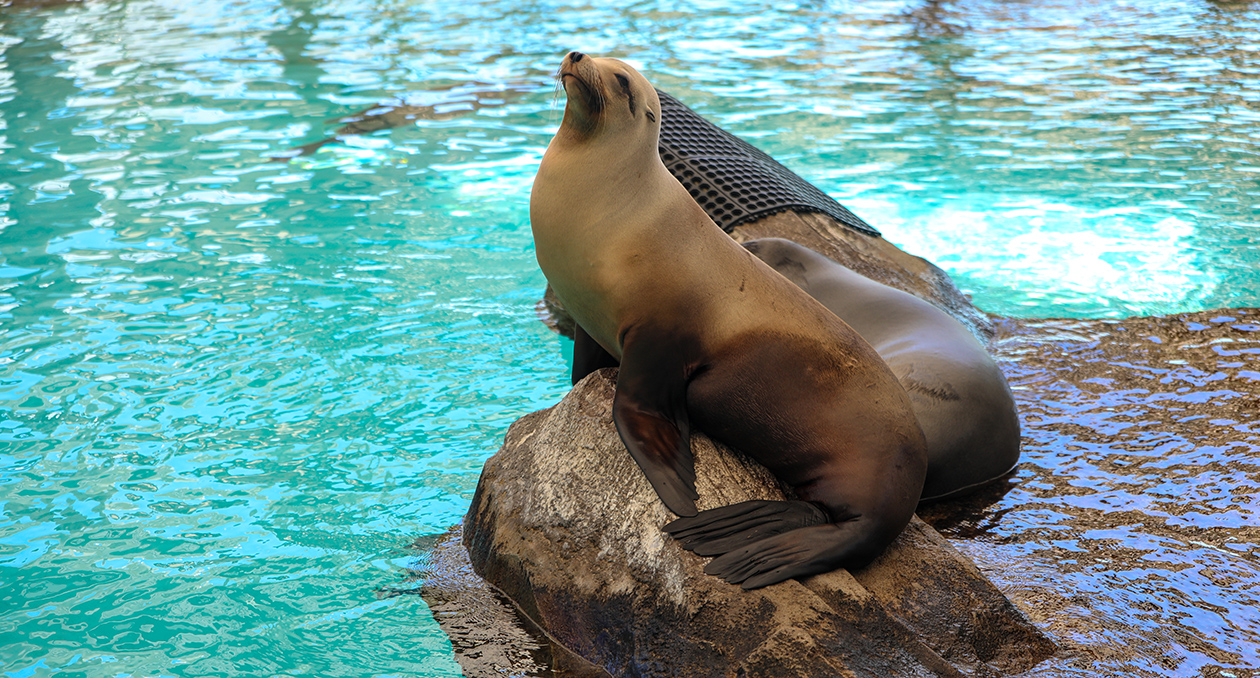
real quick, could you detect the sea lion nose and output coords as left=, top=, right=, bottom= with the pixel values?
left=569, top=51, right=585, bottom=63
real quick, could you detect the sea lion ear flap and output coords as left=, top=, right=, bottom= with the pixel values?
left=611, top=328, right=699, bottom=517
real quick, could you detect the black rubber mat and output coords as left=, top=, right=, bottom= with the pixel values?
left=656, top=89, right=880, bottom=237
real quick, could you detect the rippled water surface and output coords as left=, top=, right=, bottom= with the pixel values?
left=1, top=0, right=1257, bottom=676
left=923, top=310, right=1260, bottom=677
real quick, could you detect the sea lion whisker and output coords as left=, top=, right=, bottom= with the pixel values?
left=549, top=72, right=566, bottom=125
left=590, top=73, right=606, bottom=115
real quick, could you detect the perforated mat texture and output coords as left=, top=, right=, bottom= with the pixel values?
left=656, top=89, right=880, bottom=237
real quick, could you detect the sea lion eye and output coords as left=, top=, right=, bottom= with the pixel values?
left=614, top=73, right=636, bottom=115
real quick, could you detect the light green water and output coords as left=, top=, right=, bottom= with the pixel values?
left=1, top=0, right=1257, bottom=675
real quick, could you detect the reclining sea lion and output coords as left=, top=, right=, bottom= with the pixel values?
left=744, top=237, right=1021, bottom=502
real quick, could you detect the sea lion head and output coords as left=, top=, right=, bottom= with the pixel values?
left=555, top=51, right=661, bottom=143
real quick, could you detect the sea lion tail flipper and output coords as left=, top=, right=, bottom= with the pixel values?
left=572, top=324, right=619, bottom=385
left=704, top=520, right=878, bottom=590
left=611, top=331, right=700, bottom=517
left=662, top=500, right=828, bottom=556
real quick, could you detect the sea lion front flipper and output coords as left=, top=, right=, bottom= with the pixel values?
left=572, top=323, right=619, bottom=385
left=704, top=521, right=873, bottom=590
left=663, top=500, right=828, bottom=556
left=612, top=329, right=699, bottom=517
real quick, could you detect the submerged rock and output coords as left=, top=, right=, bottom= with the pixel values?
left=453, top=368, right=1054, bottom=677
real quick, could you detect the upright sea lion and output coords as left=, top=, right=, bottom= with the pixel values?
left=530, top=51, right=928, bottom=589
left=744, top=238, right=1021, bottom=500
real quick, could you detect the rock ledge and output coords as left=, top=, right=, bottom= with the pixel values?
left=453, top=369, right=1054, bottom=677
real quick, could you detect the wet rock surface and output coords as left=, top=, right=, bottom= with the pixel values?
left=430, top=369, right=1053, bottom=678
left=421, top=528, right=606, bottom=678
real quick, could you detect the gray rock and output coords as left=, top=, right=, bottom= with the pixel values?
left=422, top=527, right=605, bottom=678
left=455, top=368, right=1054, bottom=677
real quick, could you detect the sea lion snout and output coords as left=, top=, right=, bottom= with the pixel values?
left=557, top=52, right=602, bottom=118
left=560, top=51, right=591, bottom=78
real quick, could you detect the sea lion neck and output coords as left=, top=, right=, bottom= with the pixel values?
left=533, top=137, right=675, bottom=236
left=557, top=79, right=602, bottom=138
left=539, top=90, right=667, bottom=199
left=553, top=95, right=655, bottom=149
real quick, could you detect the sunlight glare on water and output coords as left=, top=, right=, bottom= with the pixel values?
left=1, top=0, right=1257, bottom=675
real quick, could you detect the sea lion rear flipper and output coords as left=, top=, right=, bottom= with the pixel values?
left=663, top=500, right=828, bottom=556
left=612, top=330, right=699, bottom=517
left=572, top=324, right=620, bottom=385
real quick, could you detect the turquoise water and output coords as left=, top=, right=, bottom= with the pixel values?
left=1, top=0, right=1257, bottom=675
